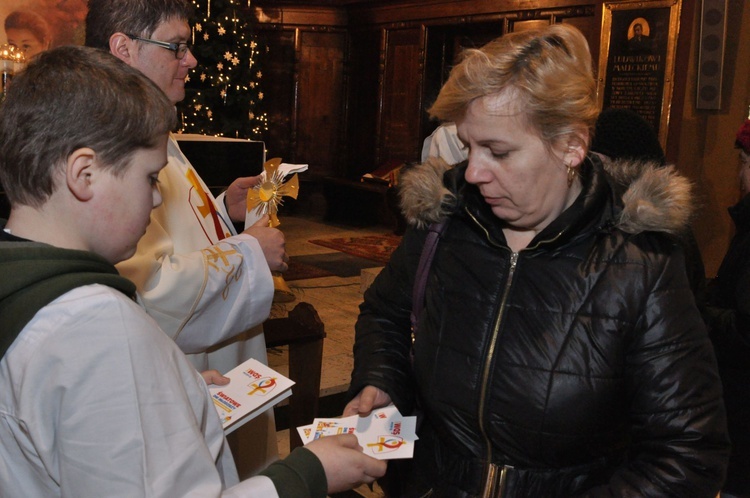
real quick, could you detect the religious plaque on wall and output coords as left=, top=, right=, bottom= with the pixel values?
left=597, top=0, right=682, bottom=149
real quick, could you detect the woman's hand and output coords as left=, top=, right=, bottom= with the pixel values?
left=343, top=386, right=392, bottom=417
left=305, top=434, right=387, bottom=493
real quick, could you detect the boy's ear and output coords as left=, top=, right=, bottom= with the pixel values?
left=109, top=32, right=134, bottom=63
left=66, top=148, right=97, bottom=202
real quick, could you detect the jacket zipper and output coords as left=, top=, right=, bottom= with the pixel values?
left=467, top=208, right=566, bottom=497
left=478, top=251, right=517, bottom=497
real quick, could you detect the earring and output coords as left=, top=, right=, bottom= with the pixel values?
left=567, top=164, right=578, bottom=188
left=566, top=164, right=577, bottom=188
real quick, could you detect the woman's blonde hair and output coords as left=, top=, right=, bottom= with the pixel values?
left=428, top=23, right=598, bottom=149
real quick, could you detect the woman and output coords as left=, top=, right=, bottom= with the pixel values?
left=345, top=24, right=728, bottom=497
left=5, top=10, right=51, bottom=59
left=702, top=114, right=750, bottom=498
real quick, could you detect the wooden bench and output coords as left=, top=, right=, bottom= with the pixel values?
left=264, top=302, right=326, bottom=450
left=322, top=176, right=403, bottom=231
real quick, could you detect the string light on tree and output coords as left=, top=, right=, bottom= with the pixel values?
left=177, top=0, right=268, bottom=139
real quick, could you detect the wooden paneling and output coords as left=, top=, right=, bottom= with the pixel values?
left=250, top=0, right=749, bottom=280
left=378, top=27, right=424, bottom=165
left=255, top=5, right=346, bottom=26
left=345, top=27, right=382, bottom=177
left=296, top=31, right=346, bottom=177
left=258, top=27, right=346, bottom=178
left=255, top=1, right=598, bottom=179
left=562, top=14, right=600, bottom=67
left=261, top=29, right=297, bottom=163
left=511, top=19, right=552, bottom=32
left=347, top=0, right=588, bottom=26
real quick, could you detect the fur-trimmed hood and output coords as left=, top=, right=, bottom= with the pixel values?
left=398, top=153, right=694, bottom=236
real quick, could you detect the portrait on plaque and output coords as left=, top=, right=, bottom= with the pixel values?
left=597, top=0, right=682, bottom=149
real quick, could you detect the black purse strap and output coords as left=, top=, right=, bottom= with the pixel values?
left=410, top=220, right=447, bottom=347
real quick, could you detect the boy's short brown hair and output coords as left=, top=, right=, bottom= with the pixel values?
left=0, top=45, right=177, bottom=207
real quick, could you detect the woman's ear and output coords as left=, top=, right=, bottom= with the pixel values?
left=109, top=32, right=134, bottom=63
left=66, top=148, right=97, bottom=201
left=563, top=128, right=589, bottom=168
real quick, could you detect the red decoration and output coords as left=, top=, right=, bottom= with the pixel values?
left=736, top=119, right=750, bottom=154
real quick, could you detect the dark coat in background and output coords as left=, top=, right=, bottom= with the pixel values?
left=702, top=193, right=750, bottom=496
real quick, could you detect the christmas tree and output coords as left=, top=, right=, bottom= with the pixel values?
left=178, top=0, right=268, bottom=139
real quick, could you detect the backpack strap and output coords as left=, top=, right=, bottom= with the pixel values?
left=410, top=220, right=447, bottom=348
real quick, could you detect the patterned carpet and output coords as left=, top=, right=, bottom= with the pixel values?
left=284, top=257, right=334, bottom=281
left=285, top=253, right=388, bottom=281
left=308, top=233, right=402, bottom=265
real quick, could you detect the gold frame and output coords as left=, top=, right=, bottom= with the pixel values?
left=596, top=0, right=682, bottom=149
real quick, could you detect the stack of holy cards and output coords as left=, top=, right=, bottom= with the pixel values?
left=297, top=405, right=418, bottom=460
left=209, top=358, right=294, bottom=434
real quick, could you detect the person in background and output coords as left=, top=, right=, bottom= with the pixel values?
left=0, top=44, right=385, bottom=498
left=590, top=106, right=707, bottom=299
left=4, top=9, right=51, bottom=58
left=345, top=24, right=728, bottom=496
left=420, top=122, right=469, bottom=165
left=591, top=107, right=665, bottom=165
left=85, top=0, right=284, bottom=475
left=701, top=113, right=750, bottom=498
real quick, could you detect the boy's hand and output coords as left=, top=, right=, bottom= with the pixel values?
left=200, top=370, right=229, bottom=386
left=305, top=434, right=387, bottom=493
left=241, top=215, right=288, bottom=272
left=343, top=386, right=392, bottom=417
left=225, top=175, right=262, bottom=222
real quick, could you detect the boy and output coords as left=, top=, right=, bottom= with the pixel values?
left=0, top=45, right=385, bottom=497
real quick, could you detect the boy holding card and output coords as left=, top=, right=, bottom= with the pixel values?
left=0, top=45, right=384, bottom=497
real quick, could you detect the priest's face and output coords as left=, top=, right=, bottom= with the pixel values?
left=126, top=17, right=197, bottom=105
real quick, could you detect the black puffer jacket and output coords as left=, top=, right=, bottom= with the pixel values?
left=349, top=154, right=729, bottom=497
left=702, top=193, right=750, bottom=495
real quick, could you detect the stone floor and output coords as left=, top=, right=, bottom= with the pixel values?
left=268, top=212, right=389, bottom=497
left=267, top=213, right=387, bottom=400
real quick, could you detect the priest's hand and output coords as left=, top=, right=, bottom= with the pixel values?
left=226, top=175, right=262, bottom=222
left=242, top=215, right=288, bottom=272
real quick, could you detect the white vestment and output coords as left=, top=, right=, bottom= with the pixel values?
left=116, top=136, right=277, bottom=472
left=420, top=123, right=469, bottom=165
left=0, top=285, right=279, bottom=498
